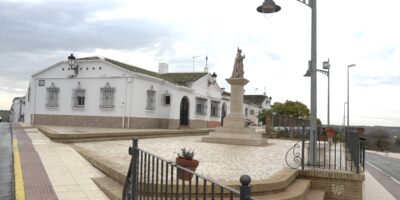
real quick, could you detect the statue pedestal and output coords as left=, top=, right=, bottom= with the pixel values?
left=202, top=77, right=268, bottom=146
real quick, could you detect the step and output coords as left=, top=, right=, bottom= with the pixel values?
left=93, top=176, right=123, bottom=200
left=71, top=144, right=127, bottom=184
left=253, top=179, right=311, bottom=200
left=305, top=189, right=325, bottom=200
left=249, top=168, right=299, bottom=193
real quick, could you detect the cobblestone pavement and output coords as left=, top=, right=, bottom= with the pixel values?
left=76, top=137, right=297, bottom=181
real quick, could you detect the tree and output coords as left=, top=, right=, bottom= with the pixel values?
left=367, top=128, right=392, bottom=151
left=271, top=100, right=310, bottom=118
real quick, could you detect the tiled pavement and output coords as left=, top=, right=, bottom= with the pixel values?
left=13, top=124, right=58, bottom=200
left=12, top=123, right=109, bottom=200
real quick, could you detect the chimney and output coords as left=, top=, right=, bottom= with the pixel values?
left=158, top=63, right=168, bottom=74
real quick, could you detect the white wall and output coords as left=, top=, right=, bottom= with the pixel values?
left=23, top=58, right=241, bottom=127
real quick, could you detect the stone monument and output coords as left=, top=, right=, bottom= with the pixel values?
left=202, top=48, right=268, bottom=146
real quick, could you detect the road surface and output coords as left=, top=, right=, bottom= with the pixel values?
left=0, top=122, right=14, bottom=200
left=366, top=151, right=400, bottom=199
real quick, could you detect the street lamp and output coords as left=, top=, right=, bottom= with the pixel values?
left=347, top=64, right=356, bottom=126
left=68, top=53, right=79, bottom=75
left=257, top=0, right=318, bottom=165
left=304, top=59, right=330, bottom=125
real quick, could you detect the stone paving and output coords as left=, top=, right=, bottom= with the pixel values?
left=75, top=136, right=297, bottom=181
left=24, top=127, right=109, bottom=200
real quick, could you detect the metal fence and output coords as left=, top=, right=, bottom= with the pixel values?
left=123, top=138, right=255, bottom=200
left=284, top=125, right=366, bottom=174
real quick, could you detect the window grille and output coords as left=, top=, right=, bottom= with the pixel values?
left=196, top=97, right=208, bottom=115
left=46, top=83, right=59, bottom=107
left=210, top=100, right=220, bottom=117
left=100, top=83, right=115, bottom=108
left=73, top=89, right=85, bottom=108
left=146, top=89, right=156, bottom=110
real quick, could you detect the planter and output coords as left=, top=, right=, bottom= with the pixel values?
left=325, top=127, right=336, bottom=138
left=175, top=157, right=199, bottom=181
left=357, top=127, right=365, bottom=137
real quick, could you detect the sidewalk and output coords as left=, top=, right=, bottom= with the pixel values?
left=12, top=123, right=109, bottom=200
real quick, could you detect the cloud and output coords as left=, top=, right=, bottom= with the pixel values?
left=0, top=0, right=178, bottom=53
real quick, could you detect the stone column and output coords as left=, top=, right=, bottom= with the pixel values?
left=222, top=78, right=249, bottom=129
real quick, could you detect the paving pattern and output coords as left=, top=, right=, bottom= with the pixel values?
left=25, top=128, right=109, bottom=200
left=13, top=124, right=59, bottom=200
left=75, top=136, right=297, bottom=181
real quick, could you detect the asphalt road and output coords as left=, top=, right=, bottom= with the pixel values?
left=366, top=152, right=400, bottom=199
left=0, top=122, right=14, bottom=200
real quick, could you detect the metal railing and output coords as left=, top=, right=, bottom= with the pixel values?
left=284, top=125, right=367, bottom=174
left=123, top=138, right=255, bottom=200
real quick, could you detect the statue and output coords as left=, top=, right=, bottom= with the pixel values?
left=231, top=48, right=245, bottom=78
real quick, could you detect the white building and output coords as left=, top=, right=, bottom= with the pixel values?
left=10, top=96, right=26, bottom=122
left=22, top=55, right=271, bottom=129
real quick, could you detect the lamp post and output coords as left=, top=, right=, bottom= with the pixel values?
left=347, top=64, right=356, bottom=126
left=343, top=102, right=347, bottom=126
left=304, top=59, right=330, bottom=125
left=257, top=0, right=318, bottom=165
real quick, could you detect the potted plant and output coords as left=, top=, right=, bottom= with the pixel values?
left=325, top=127, right=336, bottom=138
left=175, top=147, right=199, bottom=181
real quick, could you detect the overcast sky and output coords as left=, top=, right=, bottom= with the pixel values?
left=1, top=0, right=399, bottom=126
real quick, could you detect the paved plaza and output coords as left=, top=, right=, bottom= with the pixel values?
left=75, top=136, right=297, bottom=181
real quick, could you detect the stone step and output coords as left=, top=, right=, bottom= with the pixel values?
left=92, top=176, right=123, bottom=200
left=305, top=189, right=325, bottom=200
left=253, top=179, right=311, bottom=200
left=246, top=168, right=299, bottom=193
left=71, top=144, right=127, bottom=184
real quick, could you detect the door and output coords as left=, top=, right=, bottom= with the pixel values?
left=221, top=102, right=227, bottom=126
left=180, top=96, right=189, bottom=126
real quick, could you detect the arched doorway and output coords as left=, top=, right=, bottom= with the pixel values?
left=180, top=96, right=189, bottom=127
left=221, top=102, right=227, bottom=126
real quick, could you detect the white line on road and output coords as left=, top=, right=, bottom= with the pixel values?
left=367, top=161, right=400, bottom=185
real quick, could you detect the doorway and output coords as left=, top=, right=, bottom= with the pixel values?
left=180, top=96, right=189, bottom=127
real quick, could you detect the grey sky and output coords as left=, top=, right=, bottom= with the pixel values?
left=1, top=0, right=400, bottom=126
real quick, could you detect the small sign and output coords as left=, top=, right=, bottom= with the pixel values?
left=38, top=80, right=45, bottom=86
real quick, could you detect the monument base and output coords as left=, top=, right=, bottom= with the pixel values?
left=202, top=127, right=268, bottom=146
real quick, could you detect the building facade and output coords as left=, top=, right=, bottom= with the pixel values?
left=19, top=55, right=271, bottom=129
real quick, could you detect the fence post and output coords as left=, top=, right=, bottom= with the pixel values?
left=131, top=138, right=139, bottom=200
left=240, top=175, right=251, bottom=200
left=301, top=125, right=305, bottom=170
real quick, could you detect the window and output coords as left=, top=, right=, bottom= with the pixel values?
left=27, top=87, right=31, bottom=102
left=245, top=108, right=248, bottom=117
left=162, top=91, right=171, bottom=106
left=46, top=83, right=59, bottom=107
left=210, top=101, right=220, bottom=117
left=250, top=110, right=255, bottom=115
left=164, top=95, right=171, bottom=105
left=196, top=98, right=208, bottom=115
left=146, top=89, right=156, bottom=110
left=100, top=82, right=115, bottom=108
left=73, top=89, right=85, bottom=108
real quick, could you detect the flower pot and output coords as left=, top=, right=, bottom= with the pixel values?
left=325, top=127, right=336, bottom=138
left=357, top=128, right=365, bottom=137
left=175, top=157, right=199, bottom=181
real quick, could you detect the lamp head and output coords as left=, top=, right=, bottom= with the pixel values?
left=323, top=59, right=330, bottom=70
left=211, top=72, right=217, bottom=82
left=348, top=64, right=356, bottom=68
left=68, top=53, right=76, bottom=67
left=303, top=69, right=311, bottom=77
left=257, top=0, right=281, bottom=14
